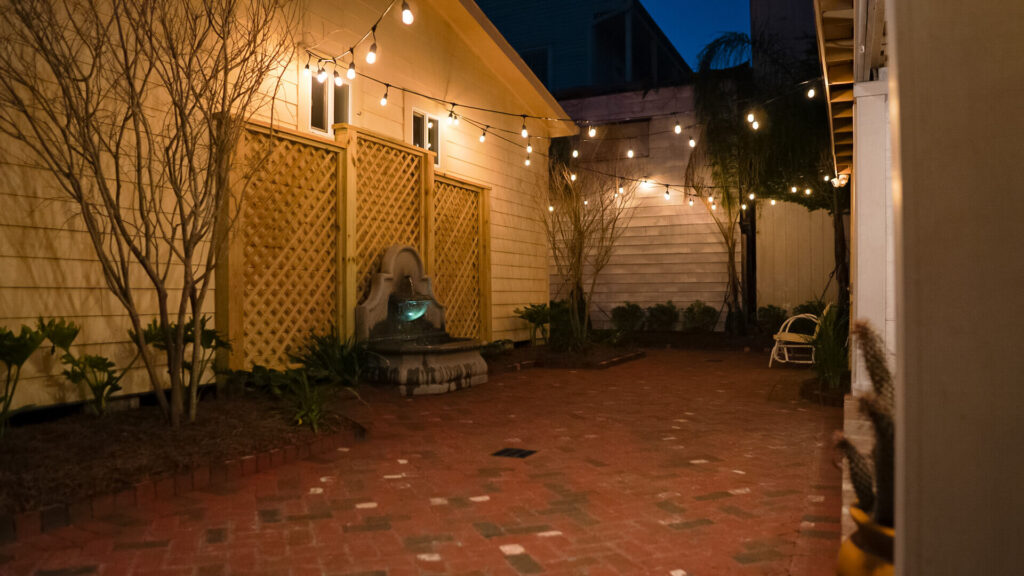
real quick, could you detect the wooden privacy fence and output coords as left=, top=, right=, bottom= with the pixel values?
left=217, top=124, right=491, bottom=370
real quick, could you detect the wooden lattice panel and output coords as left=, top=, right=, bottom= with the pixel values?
left=433, top=179, right=482, bottom=338
left=354, top=137, right=423, bottom=302
left=239, top=131, right=338, bottom=368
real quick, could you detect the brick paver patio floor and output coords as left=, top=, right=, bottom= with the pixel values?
left=0, top=349, right=843, bottom=576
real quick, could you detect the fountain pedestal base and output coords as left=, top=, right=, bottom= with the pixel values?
left=366, top=345, right=488, bottom=396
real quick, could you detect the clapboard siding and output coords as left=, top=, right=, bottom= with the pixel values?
left=0, top=0, right=560, bottom=408
left=755, top=201, right=838, bottom=310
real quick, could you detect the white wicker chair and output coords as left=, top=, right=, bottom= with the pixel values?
left=769, top=306, right=828, bottom=367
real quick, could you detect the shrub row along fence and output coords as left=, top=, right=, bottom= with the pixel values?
left=217, top=124, right=490, bottom=370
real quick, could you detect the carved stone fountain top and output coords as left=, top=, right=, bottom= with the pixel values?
left=354, top=245, right=445, bottom=342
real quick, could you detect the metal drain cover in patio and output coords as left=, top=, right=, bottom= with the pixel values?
left=492, top=448, right=536, bottom=458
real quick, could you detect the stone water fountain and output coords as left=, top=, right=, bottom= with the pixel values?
left=355, top=245, right=488, bottom=395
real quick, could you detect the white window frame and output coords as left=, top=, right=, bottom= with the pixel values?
left=411, top=107, right=441, bottom=167
left=300, top=69, right=351, bottom=137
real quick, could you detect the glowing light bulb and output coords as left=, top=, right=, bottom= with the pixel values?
left=824, top=175, right=831, bottom=182
left=805, top=188, right=812, bottom=195
left=425, top=142, right=431, bottom=149
left=748, top=193, right=755, bottom=200
left=446, top=113, right=454, bottom=125
left=548, top=204, right=554, bottom=212
left=711, top=203, right=718, bottom=211
left=618, top=186, right=624, bottom=195
left=751, top=120, right=760, bottom=130
left=664, top=189, right=670, bottom=200
left=674, top=123, right=682, bottom=134
left=627, top=149, right=634, bottom=159
left=572, top=149, right=579, bottom=158
left=520, top=117, right=528, bottom=138
left=379, top=87, right=388, bottom=106
left=366, top=43, right=377, bottom=64
left=769, top=199, right=776, bottom=206
left=570, top=173, right=576, bottom=181
left=479, top=129, right=486, bottom=143
left=347, top=61, right=356, bottom=80
left=333, top=71, right=342, bottom=86
left=688, top=198, right=694, bottom=206
left=427, top=120, right=433, bottom=129
left=688, top=137, right=696, bottom=148
left=525, top=156, right=531, bottom=166
left=316, top=67, right=327, bottom=83
left=747, top=113, right=755, bottom=123
left=588, top=126, right=596, bottom=138
left=807, top=87, right=816, bottom=98
left=401, top=1, right=414, bottom=24
left=583, top=200, right=588, bottom=206
left=526, top=142, right=533, bottom=153
left=303, top=63, right=311, bottom=78
left=741, top=203, right=747, bottom=210
left=791, top=186, right=797, bottom=193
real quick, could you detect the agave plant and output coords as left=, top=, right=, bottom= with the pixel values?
left=835, top=322, right=895, bottom=527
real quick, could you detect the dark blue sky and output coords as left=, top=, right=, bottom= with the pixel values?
left=640, top=0, right=751, bottom=69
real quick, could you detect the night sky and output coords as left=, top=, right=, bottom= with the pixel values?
left=640, top=0, right=751, bottom=69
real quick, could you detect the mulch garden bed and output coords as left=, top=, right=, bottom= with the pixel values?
left=0, top=392, right=362, bottom=517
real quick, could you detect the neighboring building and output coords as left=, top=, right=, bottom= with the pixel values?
left=0, top=0, right=573, bottom=410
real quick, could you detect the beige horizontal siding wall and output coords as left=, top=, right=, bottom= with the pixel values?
left=555, top=87, right=738, bottom=330
left=1, top=0, right=555, bottom=411
left=755, top=201, right=837, bottom=311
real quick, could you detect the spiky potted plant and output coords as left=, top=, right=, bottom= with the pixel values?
left=835, top=322, right=894, bottom=575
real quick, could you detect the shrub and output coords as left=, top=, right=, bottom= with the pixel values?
left=133, top=315, right=229, bottom=388
left=794, top=298, right=828, bottom=317
left=39, top=318, right=122, bottom=416
left=813, top=305, right=849, bottom=393
left=547, top=300, right=574, bottom=351
left=0, top=325, right=45, bottom=438
left=239, top=366, right=333, bottom=433
left=682, top=300, right=719, bottom=332
left=757, top=305, right=789, bottom=335
left=645, top=301, right=678, bottom=331
left=514, top=303, right=550, bottom=345
left=289, top=328, right=365, bottom=389
left=611, top=302, right=645, bottom=333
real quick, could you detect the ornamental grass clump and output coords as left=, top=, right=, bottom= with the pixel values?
left=835, top=322, right=895, bottom=527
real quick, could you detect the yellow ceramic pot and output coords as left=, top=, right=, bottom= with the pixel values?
left=837, top=506, right=894, bottom=576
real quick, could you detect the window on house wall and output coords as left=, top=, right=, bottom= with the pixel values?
left=521, top=47, right=550, bottom=86
left=310, top=79, right=350, bottom=133
left=412, top=111, right=440, bottom=166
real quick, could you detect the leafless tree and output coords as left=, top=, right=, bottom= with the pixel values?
left=544, top=163, right=637, bottom=349
left=0, top=0, right=294, bottom=426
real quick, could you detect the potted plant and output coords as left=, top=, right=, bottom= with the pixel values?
left=835, top=322, right=894, bottom=575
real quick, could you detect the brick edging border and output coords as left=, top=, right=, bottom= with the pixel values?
left=0, top=425, right=364, bottom=546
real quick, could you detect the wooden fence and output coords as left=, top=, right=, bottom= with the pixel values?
left=217, top=124, right=490, bottom=370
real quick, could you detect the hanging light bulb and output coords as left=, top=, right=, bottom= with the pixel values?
left=770, top=199, right=777, bottom=206
left=748, top=192, right=755, bottom=200
left=520, top=116, right=529, bottom=138
left=674, top=121, right=682, bottom=134
left=347, top=59, right=356, bottom=80
left=548, top=204, right=554, bottom=212
left=688, top=198, right=694, bottom=207
left=588, top=126, right=597, bottom=138
left=807, top=87, right=816, bottom=98
left=427, top=120, right=433, bottom=129
left=688, top=137, right=696, bottom=148
left=664, top=187, right=670, bottom=200
left=572, top=149, right=579, bottom=158
left=711, top=203, right=718, bottom=211
left=618, top=186, right=624, bottom=195
left=751, top=120, right=760, bottom=130
left=303, top=58, right=311, bottom=78
left=824, top=174, right=831, bottom=182
left=583, top=199, right=589, bottom=206
left=741, top=203, right=748, bottom=210
left=747, top=113, right=755, bottom=123
left=805, top=188, right=812, bottom=195
left=791, top=186, right=797, bottom=193
left=453, top=115, right=459, bottom=126
left=402, top=1, right=414, bottom=25
left=525, top=155, right=531, bottom=166
left=316, top=66, right=327, bottom=83
left=366, top=28, right=378, bottom=64
left=379, top=85, right=389, bottom=106
left=446, top=112, right=454, bottom=125
left=526, top=139, right=533, bottom=154
left=627, top=149, right=634, bottom=159
left=333, top=70, right=342, bottom=86
left=570, top=173, right=577, bottom=182
left=479, top=127, right=487, bottom=143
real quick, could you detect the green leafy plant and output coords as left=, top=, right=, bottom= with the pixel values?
left=835, top=322, right=894, bottom=527
left=682, top=300, right=719, bottom=332
left=1, top=325, right=46, bottom=438
left=645, top=301, right=678, bottom=331
left=514, top=303, right=550, bottom=345
left=285, top=370, right=327, bottom=432
left=757, top=305, right=789, bottom=335
left=611, top=302, right=645, bottom=333
left=794, top=298, right=828, bottom=317
left=813, top=305, right=849, bottom=393
left=289, top=329, right=366, bottom=390
left=39, top=318, right=122, bottom=416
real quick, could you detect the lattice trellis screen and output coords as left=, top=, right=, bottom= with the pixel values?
left=433, top=179, right=482, bottom=338
left=239, top=130, right=338, bottom=368
left=354, top=137, right=423, bottom=302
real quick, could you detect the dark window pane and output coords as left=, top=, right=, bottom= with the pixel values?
left=333, top=84, right=349, bottom=125
left=413, top=112, right=425, bottom=148
left=311, top=80, right=327, bottom=131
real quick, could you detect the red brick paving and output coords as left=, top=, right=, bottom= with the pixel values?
left=0, top=349, right=843, bottom=576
